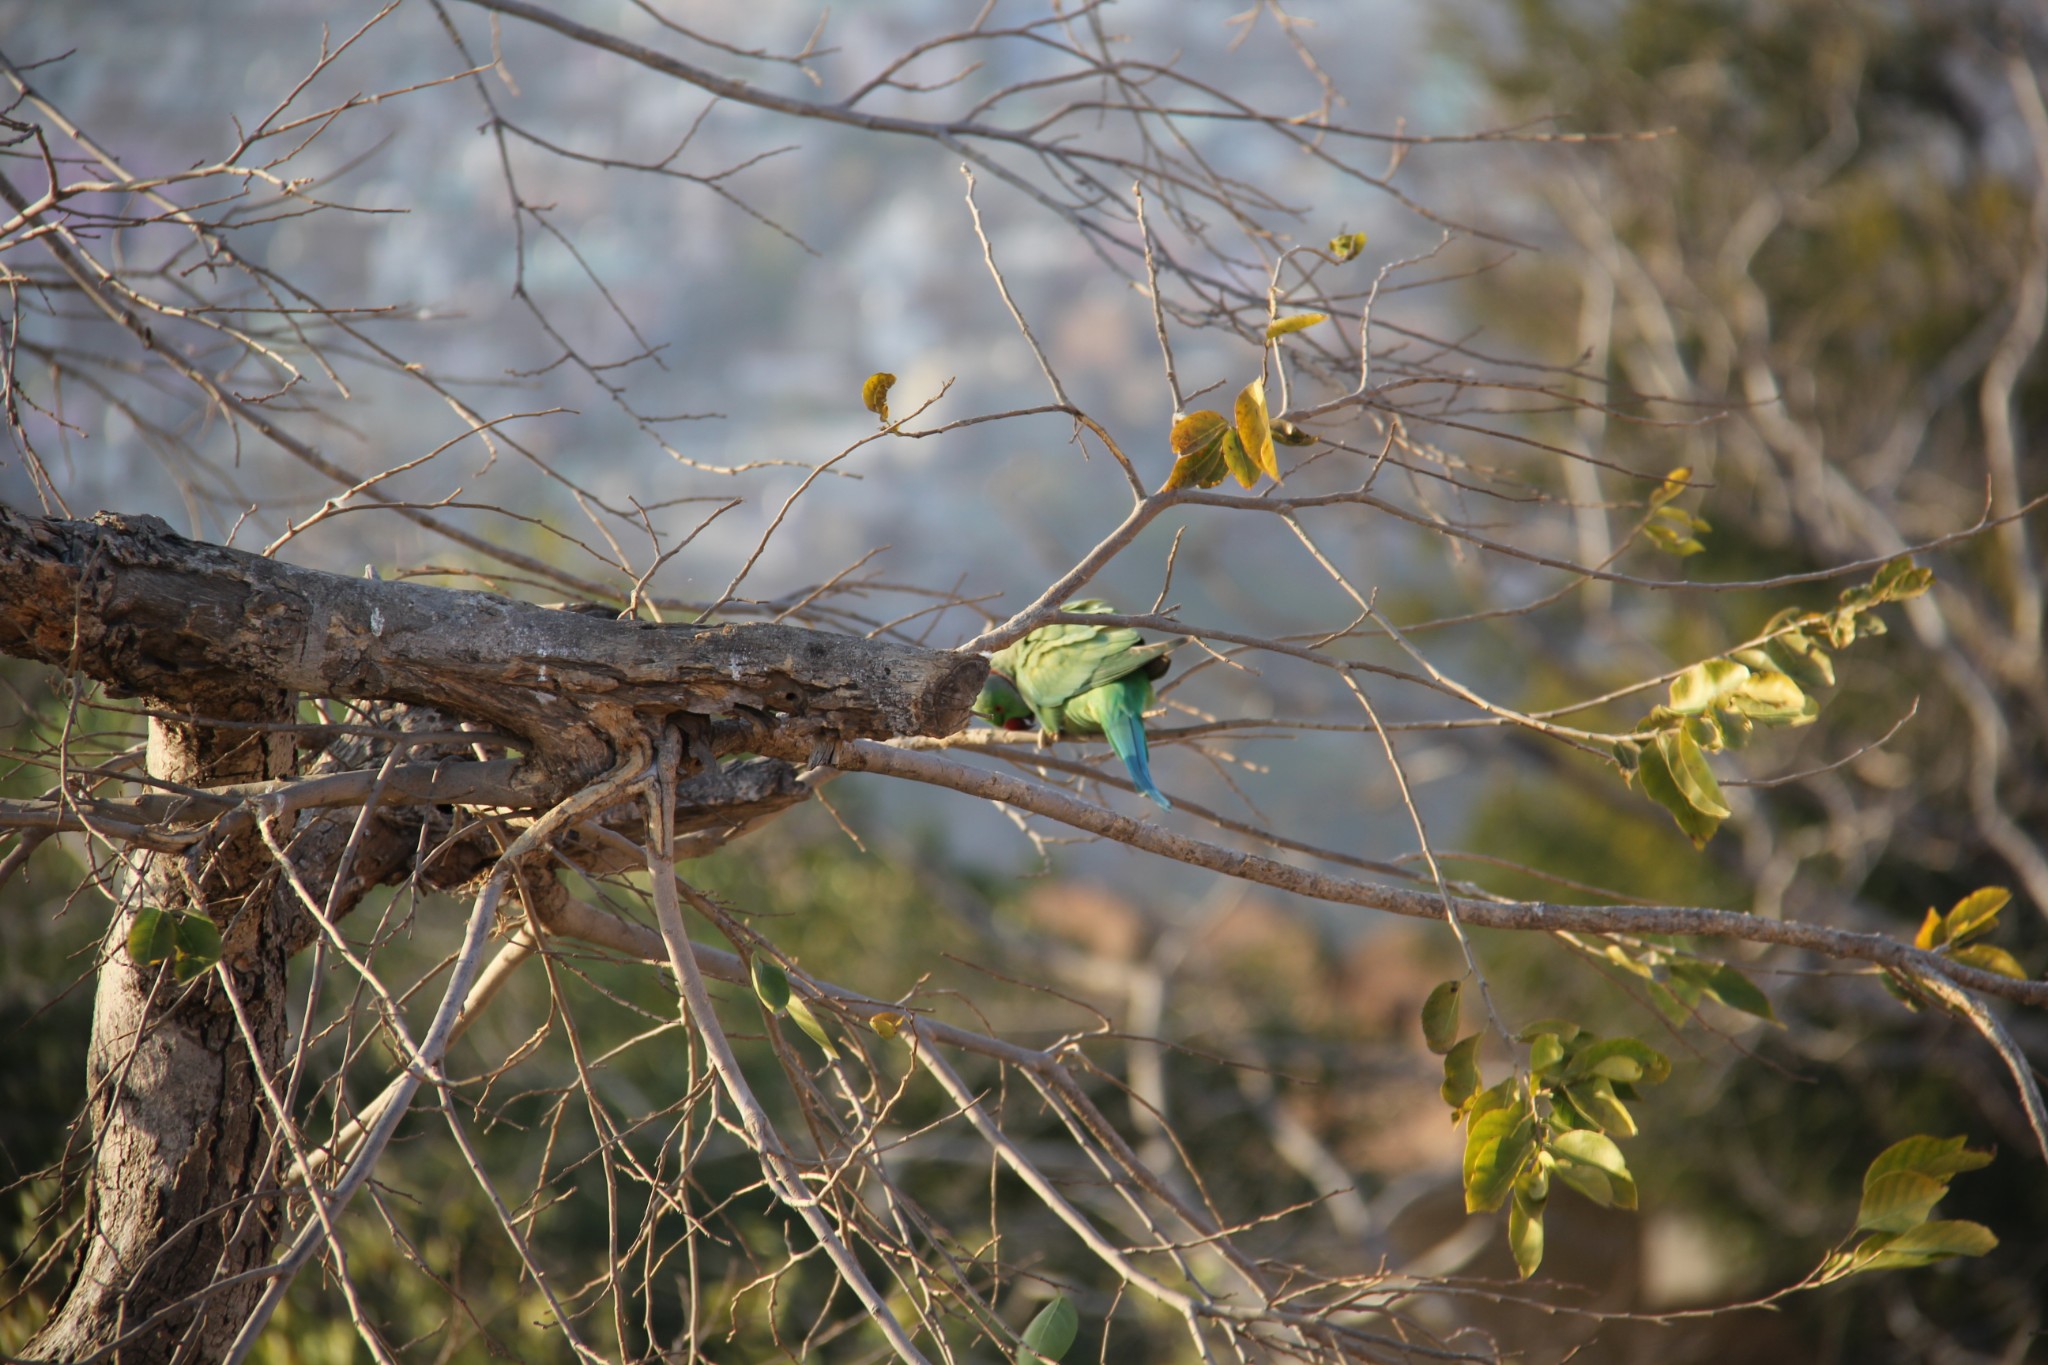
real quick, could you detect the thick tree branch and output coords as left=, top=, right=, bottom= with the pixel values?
left=0, top=508, right=985, bottom=789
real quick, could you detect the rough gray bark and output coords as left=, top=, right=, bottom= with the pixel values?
left=0, top=505, right=984, bottom=1363
left=29, top=687, right=297, bottom=1364
left=0, top=508, right=986, bottom=794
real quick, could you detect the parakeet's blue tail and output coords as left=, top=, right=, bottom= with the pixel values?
left=1097, top=683, right=1172, bottom=810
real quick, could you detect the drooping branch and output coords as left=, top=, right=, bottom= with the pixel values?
left=826, top=736, right=2048, bottom=1013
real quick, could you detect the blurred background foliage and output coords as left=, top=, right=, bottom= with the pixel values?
left=4, top=0, right=2046, bottom=1361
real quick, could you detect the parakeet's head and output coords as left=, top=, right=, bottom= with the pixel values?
left=972, top=672, right=1034, bottom=731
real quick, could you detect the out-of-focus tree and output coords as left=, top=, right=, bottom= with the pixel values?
left=0, top=2, right=2042, bottom=1363
left=1439, top=0, right=2048, bottom=1357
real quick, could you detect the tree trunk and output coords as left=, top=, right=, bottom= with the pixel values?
left=27, top=692, right=296, bottom=1363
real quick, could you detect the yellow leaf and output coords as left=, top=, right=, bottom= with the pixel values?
left=861, top=371, right=897, bottom=425
left=1328, top=232, right=1368, bottom=262
left=1162, top=410, right=1232, bottom=490
left=1264, top=312, right=1329, bottom=340
left=1234, top=377, right=1279, bottom=482
left=1948, top=944, right=2028, bottom=980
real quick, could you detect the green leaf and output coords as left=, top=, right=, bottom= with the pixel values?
left=1528, top=1032, right=1564, bottom=1076
left=1850, top=1219, right=1996, bottom=1272
left=1463, top=1109, right=1534, bottom=1214
left=1669, top=660, right=1750, bottom=714
left=785, top=995, right=840, bottom=1060
left=1549, top=1158, right=1612, bottom=1207
left=1421, top=980, right=1463, bottom=1054
left=1942, top=887, right=2010, bottom=946
left=1327, top=232, right=1369, bottom=262
left=1683, top=712, right=1724, bottom=754
left=1565, top=1077, right=1637, bottom=1137
left=1470, top=1074, right=1521, bottom=1120
left=1219, top=430, right=1258, bottom=489
left=1658, top=730, right=1731, bottom=820
left=1516, top=1018, right=1588, bottom=1046
left=1634, top=736, right=1724, bottom=847
left=1233, top=378, right=1279, bottom=482
left=1869, top=556, right=1934, bottom=602
left=751, top=955, right=792, bottom=1013
left=1549, top=1127, right=1628, bottom=1175
left=1265, top=312, right=1328, bottom=339
left=1017, top=1294, right=1079, bottom=1364
left=1509, top=1190, right=1545, bottom=1279
left=1856, top=1170, right=1948, bottom=1234
left=1674, top=961, right=1778, bottom=1022
left=171, top=912, right=222, bottom=982
left=1724, top=670, right=1810, bottom=723
left=861, top=371, right=897, bottom=425
left=1865, top=1134, right=1993, bottom=1186
left=1547, top=1129, right=1632, bottom=1210
left=1948, top=944, right=2028, bottom=980
left=127, top=906, right=176, bottom=968
left=1440, top=1034, right=1482, bottom=1110
left=1565, top=1037, right=1671, bottom=1087
left=1761, top=610, right=1836, bottom=689
left=1163, top=410, right=1233, bottom=490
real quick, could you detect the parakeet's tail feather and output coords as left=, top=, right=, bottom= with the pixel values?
left=1097, top=685, right=1172, bottom=810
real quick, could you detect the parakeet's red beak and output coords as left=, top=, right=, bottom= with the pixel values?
left=1003, top=718, right=1030, bottom=731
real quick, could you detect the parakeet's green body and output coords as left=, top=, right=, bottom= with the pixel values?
left=972, top=599, right=1174, bottom=809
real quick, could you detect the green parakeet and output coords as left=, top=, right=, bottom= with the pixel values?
left=972, top=598, right=1174, bottom=809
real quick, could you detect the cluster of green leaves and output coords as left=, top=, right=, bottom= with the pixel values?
left=1614, top=556, right=1934, bottom=845
left=1642, top=467, right=1711, bottom=556
left=1809, top=1136, right=1997, bottom=1285
left=1889, top=887, right=2029, bottom=1002
left=124, top=906, right=222, bottom=982
left=1425, top=981, right=1670, bottom=1278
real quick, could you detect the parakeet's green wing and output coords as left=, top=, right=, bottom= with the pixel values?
left=1006, top=600, right=1169, bottom=726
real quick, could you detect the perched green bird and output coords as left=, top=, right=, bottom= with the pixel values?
left=972, top=599, right=1175, bottom=809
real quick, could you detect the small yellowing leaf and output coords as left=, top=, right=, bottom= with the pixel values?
left=871, top=1011, right=909, bottom=1039
left=1234, top=377, right=1279, bottom=482
left=1163, top=410, right=1232, bottom=490
left=1265, top=312, right=1328, bottom=340
left=861, top=371, right=897, bottom=425
left=1942, top=887, right=2010, bottom=946
left=1949, top=944, right=2028, bottom=980
left=1328, top=232, right=1369, bottom=262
